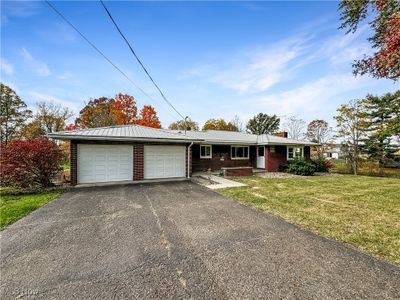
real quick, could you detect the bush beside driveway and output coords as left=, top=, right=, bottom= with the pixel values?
left=219, top=175, right=400, bottom=265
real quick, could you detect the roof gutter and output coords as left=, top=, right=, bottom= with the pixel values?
left=47, top=134, right=202, bottom=144
left=257, top=142, right=320, bottom=146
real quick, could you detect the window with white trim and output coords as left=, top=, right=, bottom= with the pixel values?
left=200, top=145, right=212, bottom=159
left=231, top=146, right=249, bottom=160
left=287, top=146, right=303, bottom=160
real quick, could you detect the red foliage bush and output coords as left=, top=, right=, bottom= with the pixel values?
left=0, top=138, right=63, bottom=188
left=324, top=159, right=334, bottom=172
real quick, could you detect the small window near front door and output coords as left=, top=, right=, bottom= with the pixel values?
left=287, top=146, right=303, bottom=160
left=200, top=145, right=212, bottom=159
left=258, top=146, right=264, bottom=157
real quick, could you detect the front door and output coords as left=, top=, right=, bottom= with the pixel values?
left=257, top=146, right=265, bottom=169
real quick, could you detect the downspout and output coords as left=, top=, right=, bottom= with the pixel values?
left=187, top=142, right=193, bottom=178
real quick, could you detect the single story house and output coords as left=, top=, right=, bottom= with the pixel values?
left=48, top=125, right=317, bottom=185
left=322, top=144, right=343, bottom=160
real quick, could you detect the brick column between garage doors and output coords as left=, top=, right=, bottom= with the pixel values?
left=70, top=141, right=78, bottom=186
left=186, top=144, right=192, bottom=177
left=133, top=144, right=144, bottom=181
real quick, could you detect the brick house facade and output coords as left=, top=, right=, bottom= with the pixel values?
left=191, top=144, right=256, bottom=172
left=50, top=126, right=317, bottom=186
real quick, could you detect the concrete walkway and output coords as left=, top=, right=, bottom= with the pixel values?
left=192, top=174, right=247, bottom=189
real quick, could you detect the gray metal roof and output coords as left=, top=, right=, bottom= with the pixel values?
left=48, top=125, right=317, bottom=146
left=170, top=130, right=258, bottom=144
left=169, top=130, right=316, bottom=145
left=256, top=134, right=316, bottom=146
left=48, top=125, right=199, bottom=143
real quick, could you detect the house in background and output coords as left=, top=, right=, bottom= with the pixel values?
left=49, top=125, right=317, bottom=186
left=323, top=144, right=343, bottom=160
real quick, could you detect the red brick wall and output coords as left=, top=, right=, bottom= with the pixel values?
left=133, top=144, right=144, bottom=181
left=222, top=167, right=253, bottom=177
left=192, top=144, right=256, bottom=171
left=266, top=145, right=287, bottom=172
left=70, top=141, right=78, bottom=186
left=272, top=131, right=288, bottom=138
left=186, top=145, right=192, bottom=177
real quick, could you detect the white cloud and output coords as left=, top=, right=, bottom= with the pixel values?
left=215, top=44, right=303, bottom=92
left=194, top=37, right=310, bottom=93
left=315, top=24, right=371, bottom=66
left=20, top=47, right=51, bottom=76
left=1, top=1, right=41, bottom=25
left=181, top=23, right=373, bottom=96
left=56, top=72, right=73, bottom=80
left=36, top=22, right=77, bottom=44
left=251, top=74, right=388, bottom=122
left=329, top=43, right=370, bottom=66
left=28, top=91, right=79, bottom=115
left=1, top=58, right=14, bottom=76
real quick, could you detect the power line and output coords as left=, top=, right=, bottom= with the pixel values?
left=44, top=0, right=180, bottom=122
left=99, top=0, right=185, bottom=120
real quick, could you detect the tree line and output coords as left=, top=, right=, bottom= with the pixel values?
left=0, top=82, right=305, bottom=143
left=0, top=84, right=162, bottom=144
left=1, top=82, right=399, bottom=178
left=335, top=90, right=400, bottom=175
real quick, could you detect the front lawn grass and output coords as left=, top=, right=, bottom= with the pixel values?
left=0, top=190, right=63, bottom=229
left=219, top=175, right=400, bottom=265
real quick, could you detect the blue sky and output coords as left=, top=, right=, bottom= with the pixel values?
left=1, top=1, right=398, bottom=128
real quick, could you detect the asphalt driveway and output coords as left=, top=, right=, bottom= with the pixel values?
left=1, top=181, right=399, bottom=299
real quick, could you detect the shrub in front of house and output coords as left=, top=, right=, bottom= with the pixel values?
left=286, top=157, right=316, bottom=176
left=0, top=138, right=63, bottom=189
left=311, top=158, right=333, bottom=172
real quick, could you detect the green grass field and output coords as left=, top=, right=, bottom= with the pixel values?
left=219, top=175, right=400, bottom=265
left=0, top=190, right=63, bottom=229
left=331, top=159, right=400, bottom=178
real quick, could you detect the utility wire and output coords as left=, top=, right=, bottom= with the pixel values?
left=44, top=0, right=180, bottom=122
left=99, top=0, right=185, bottom=120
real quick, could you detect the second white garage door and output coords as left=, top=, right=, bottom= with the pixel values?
left=144, top=145, right=186, bottom=179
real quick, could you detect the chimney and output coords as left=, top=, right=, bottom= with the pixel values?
left=272, top=131, right=288, bottom=138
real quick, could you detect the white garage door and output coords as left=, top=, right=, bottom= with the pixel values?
left=78, top=144, right=133, bottom=184
left=144, top=145, right=186, bottom=179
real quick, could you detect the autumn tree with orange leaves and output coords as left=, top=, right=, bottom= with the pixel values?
left=136, top=105, right=161, bottom=128
left=76, top=97, right=116, bottom=128
left=339, top=0, right=400, bottom=80
left=110, top=93, right=137, bottom=125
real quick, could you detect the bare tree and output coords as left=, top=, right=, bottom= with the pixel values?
left=231, top=115, right=244, bottom=132
left=283, top=116, right=306, bottom=140
left=306, top=119, right=333, bottom=157
left=21, top=101, right=73, bottom=138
